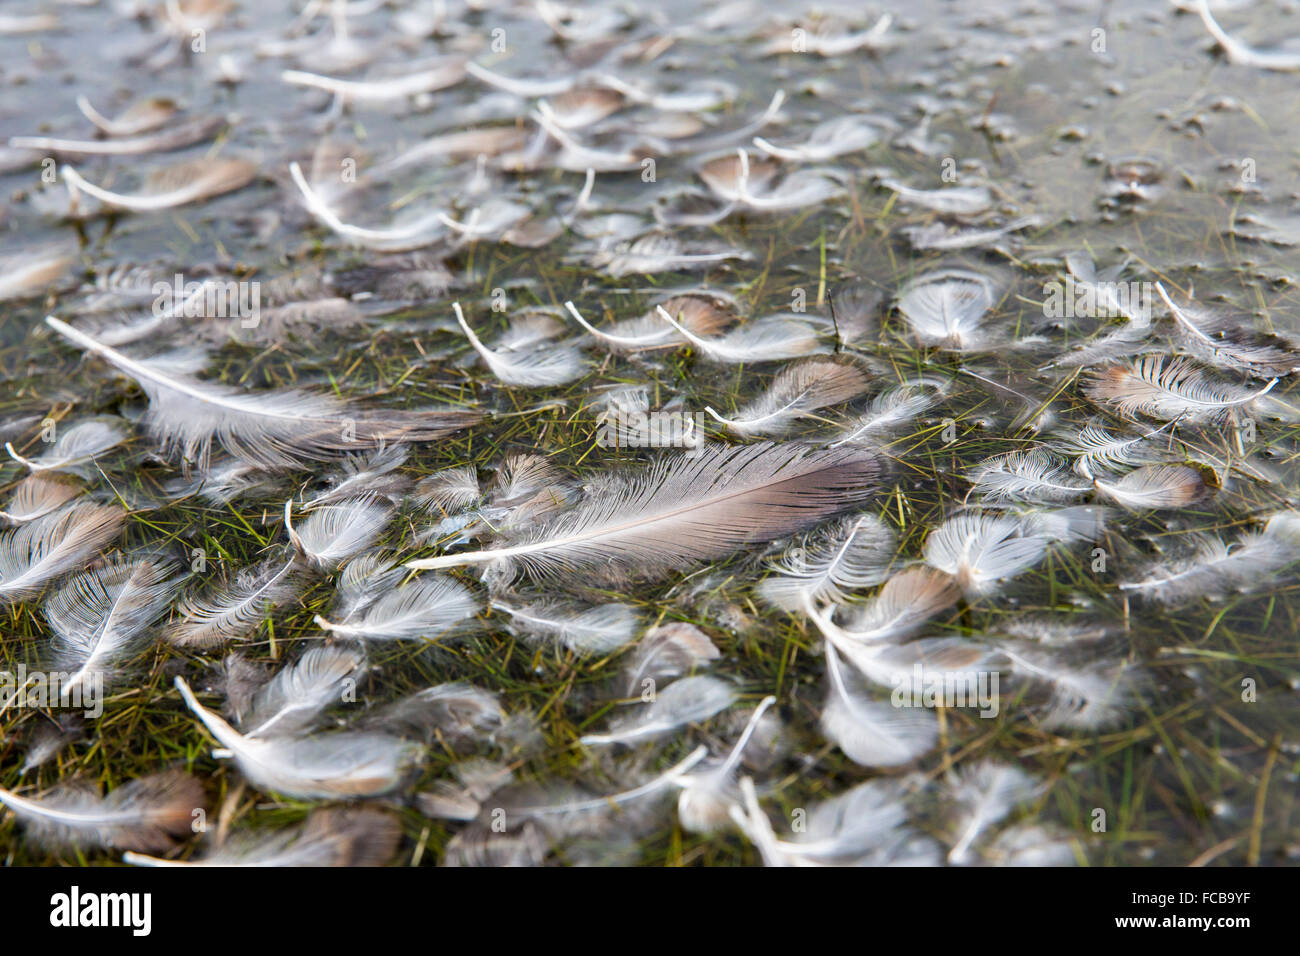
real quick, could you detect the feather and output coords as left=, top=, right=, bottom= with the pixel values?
left=171, top=556, right=301, bottom=647
left=0, top=503, right=124, bottom=605
left=624, top=622, right=721, bottom=694
left=563, top=295, right=734, bottom=353
left=923, top=512, right=1047, bottom=594
left=285, top=496, right=392, bottom=570
left=365, top=682, right=503, bottom=748
left=801, top=566, right=959, bottom=645
left=1048, top=420, right=1171, bottom=474
left=301, top=445, right=409, bottom=510
left=60, top=158, right=255, bottom=212
left=735, top=776, right=911, bottom=867
left=903, top=216, right=1040, bottom=252
left=501, top=747, right=709, bottom=826
left=830, top=379, right=945, bottom=446
left=452, top=302, right=585, bottom=386
left=675, top=699, right=778, bottom=833
left=1001, top=646, right=1135, bottom=731
left=175, top=675, right=421, bottom=799
left=281, top=59, right=466, bottom=101
left=1019, top=505, right=1111, bottom=544
left=125, top=807, right=400, bottom=867
left=1119, top=510, right=1300, bottom=602
left=752, top=116, right=879, bottom=162
left=20, top=714, right=85, bottom=775
left=241, top=644, right=367, bottom=738
left=465, top=59, right=575, bottom=97
left=895, top=269, right=996, bottom=349
left=44, top=554, right=187, bottom=696
left=757, top=513, right=895, bottom=611
left=45, top=316, right=480, bottom=471
left=719, top=149, right=842, bottom=213
left=490, top=597, right=641, bottom=655
left=828, top=632, right=1005, bottom=694
left=75, top=95, right=177, bottom=137
left=944, top=761, right=1040, bottom=864
left=288, top=161, right=446, bottom=251
left=982, top=823, right=1076, bottom=867
left=332, top=551, right=406, bottom=620
left=405, top=443, right=881, bottom=585
left=541, top=88, right=625, bottom=130
left=821, top=643, right=938, bottom=767
left=313, top=574, right=478, bottom=641
left=880, top=179, right=993, bottom=216
left=1155, top=282, right=1296, bottom=378
left=0, top=770, right=202, bottom=853
left=532, top=103, right=644, bottom=172
left=590, top=233, right=750, bottom=277
left=9, top=115, right=223, bottom=156
left=1091, top=464, right=1207, bottom=510
left=414, top=465, right=481, bottom=514
left=0, top=474, right=83, bottom=523
left=653, top=307, right=822, bottom=363
left=5, top=416, right=130, bottom=474
left=1085, top=354, right=1277, bottom=423
left=579, top=675, right=735, bottom=746
left=705, top=359, right=870, bottom=437
left=1193, top=0, right=1300, bottom=71
left=0, top=244, right=74, bottom=301
left=969, top=449, right=1091, bottom=504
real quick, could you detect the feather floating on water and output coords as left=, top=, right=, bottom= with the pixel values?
left=0, top=503, right=124, bottom=605
left=45, top=316, right=480, bottom=471
left=314, top=574, right=478, bottom=641
left=175, top=675, right=421, bottom=799
left=44, top=554, right=187, bottom=696
left=125, top=807, right=400, bottom=867
left=0, top=770, right=203, bottom=853
left=406, top=443, right=882, bottom=585
left=579, top=675, right=735, bottom=746
left=705, top=359, right=870, bottom=437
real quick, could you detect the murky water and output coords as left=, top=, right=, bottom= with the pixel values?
left=0, top=0, right=1297, bottom=867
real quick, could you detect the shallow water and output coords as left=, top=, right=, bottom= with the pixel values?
left=0, top=0, right=1298, bottom=867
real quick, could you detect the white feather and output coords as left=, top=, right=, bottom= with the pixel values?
left=821, top=643, right=938, bottom=766
left=1091, top=464, right=1206, bottom=510
left=242, top=644, right=367, bottom=738
left=944, top=761, right=1039, bottom=864
left=579, top=675, right=735, bottom=746
left=757, top=513, right=895, bottom=611
left=406, top=443, right=880, bottom=586
left=895, top=269, right=996, bottom=349
left=705, top=359, right=869, bottom=437
left=923, top=512, right=1047, bottom=594
left=0, top=770, right=203, bottom=852
left=452, top=302, right=585, bottom=386
left=0, top=474, right=83, bottom=523
left=491, top=597, right=641, bottom=655
left=313, top=575, right=478, bottom=641
left=970, top=449, right=1091, bottom=504
left=125, top=807, right=400, bottom=867
left=171, top=556, right=301, bottom=647
left=5, top=417, right=130, bottom=474
left=45, top=316, right=479, bottom=471
left=285, top=496, right=392, bottom=570
left=654, top=307, right=821, bottom=363
left=1119, top=511, right=1300, bottom=602
left=1086, top=354, right=1276, bottom=423
left=175, top=676, right=421, bottom=799
left=44, top=554, right=186, bottom=695
left=0, top=503, right=124, bottom=604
